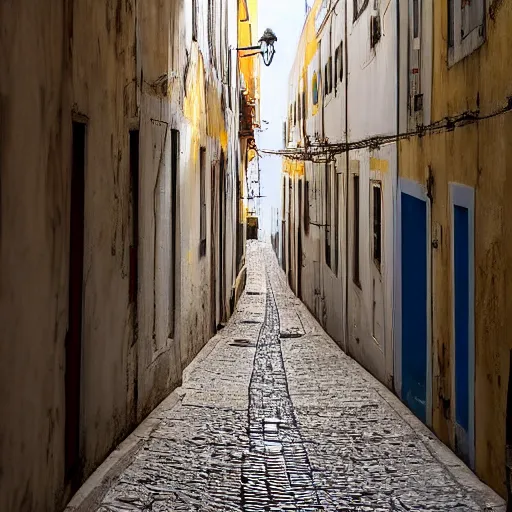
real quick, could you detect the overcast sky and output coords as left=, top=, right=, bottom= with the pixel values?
left=257, top=0, right=307, bottom=241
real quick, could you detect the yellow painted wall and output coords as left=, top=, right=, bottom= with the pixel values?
left=238, top=0, right=260, bottom=121
left=399, top=1, right=512, bottom=497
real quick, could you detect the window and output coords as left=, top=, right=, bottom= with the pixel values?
left=448, top=0, right=485, bottom=66
left=288, top=106, right=293, bottom=142
left=334, top=42, right=344, bottom=93
left=302, top=91, right=306, bottom=120
left=129, top=130, right=140, bottom=306
left=294, top=101, right=297, bottom=125
left=328, top=56, right=333, bottom=93
left=169, top=129, right=180, bottom=337
left=448, top=0, right=455, bottom=48
left=324, top=163, right=331, bottom=268
left=208, top=0, right=216, bottom=67
left=413, top=0, right=420, bottom=39
left=353, top=175, right=360, bottom=287
left=304, top=180, right=310, bottom=235
left=334, top=47, right=339, bottom=93
left=462, top=0, right=484, bottom=38
left=312, top=72, right=319, bottom=106
left=372, top=183, right=382, bottom=270
left=354, top=0, right=369, bottom=21
left=192, top=0, right=198, bottom=41
left=323, top=60, right=333, bottom=97
left=338, top=42, right=344, bottom=82
left=334, top=172, right=339, bottom=275
left=324, top=65, right=327, bottom=97
left=199, top=147, right=206, bottom=256
left=370, top=15, right=382, bottom=48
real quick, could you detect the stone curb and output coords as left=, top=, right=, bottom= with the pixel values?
left=374, top=383, right=506, bottom=511
left=292, top=305, right=506, bottom=510
left=64, top=391, right=181, bottom=512
left=267, top=241, right=506, bottom=512
left=64, top=288, right=250, bottom=512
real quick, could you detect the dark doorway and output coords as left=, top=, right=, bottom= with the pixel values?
left=129, top=129, right=140, bottom=425
left=210, top=162, right=218, bottom=334
left=170, top=129, right=179, bottom=339
left=65, top=121, right=86, bottom=486
left=297, top=179, right=303, bottom=299
left=219, top=153, right=226, bottom=323
left=287, top=180, right=292, bottom=287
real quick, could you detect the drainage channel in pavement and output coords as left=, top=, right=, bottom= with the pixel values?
left=241, top=272, right=321, bottom=511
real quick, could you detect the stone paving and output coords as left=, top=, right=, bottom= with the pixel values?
left=95, top=242, right=503, bottom=512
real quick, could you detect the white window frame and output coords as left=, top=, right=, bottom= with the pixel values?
left=448, top=0, right=485, bottom=67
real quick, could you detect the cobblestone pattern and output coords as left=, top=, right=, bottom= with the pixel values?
left=241, top=275, right=320, bottom=511
left=264, top=247, right=487, bottom=512
left=95, top=242, right=497, bottom=512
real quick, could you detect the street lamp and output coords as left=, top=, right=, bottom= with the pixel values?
left=237, top=28, right=278, bottom=66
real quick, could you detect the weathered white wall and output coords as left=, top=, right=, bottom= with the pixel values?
left=282, top=0, right=397, bottom=386
left=0, top=1, right=244, bottom=510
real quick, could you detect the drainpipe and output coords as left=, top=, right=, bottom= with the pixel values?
left=343, top=0, right=349, bottom=354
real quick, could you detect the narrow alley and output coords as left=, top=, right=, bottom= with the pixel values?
left=66, top=243, right=503, bottom=512
left=3, top=1, right=512, bottom=510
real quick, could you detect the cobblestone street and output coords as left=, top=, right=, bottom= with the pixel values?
left=86, top=243, right=503, bottom=512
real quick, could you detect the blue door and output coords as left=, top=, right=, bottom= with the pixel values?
left=401, top=192, right=428, bottom=423
left=454, top=205, right=471, bottom=465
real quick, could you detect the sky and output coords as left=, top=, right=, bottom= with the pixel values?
left=256, top=0, right=308, bottom=241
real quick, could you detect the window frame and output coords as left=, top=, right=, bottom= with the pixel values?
left=448, top=0, right=485, bottom=67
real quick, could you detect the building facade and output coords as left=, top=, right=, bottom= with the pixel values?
left=0, top=1, right=258, bottom=510
left=281, top=0, right=512, bottom=499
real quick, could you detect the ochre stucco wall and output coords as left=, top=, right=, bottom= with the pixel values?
left=399, top=0, right=512, bottom=496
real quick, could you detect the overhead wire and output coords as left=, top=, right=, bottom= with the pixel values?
left=258, top=96, right=512, bottom=163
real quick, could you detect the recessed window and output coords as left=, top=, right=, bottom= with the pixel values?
left=199, top=147, right=206, bottom=256
left=338, top=42, right=344, bottom=82
left=324, top=64, right=328, bottom=97
left=192, top=0, right=198, bottom=41
left=354, top=0, right=369, bottom=21
left=448, top=0, right=455, bottom=48
left=353, top=175, right=360, bottom=287
left=334, top=171, right=339, bottom=275
left=327, top=56, right=333, bottom=94
left=312, top=72, right=319, bottom=106
left=413, top=0, right=420, bottom=39
left=334, top=42, right=344, bottom=92
left=324, top=163, right=331, bottom=268
left=372, top=183, right=382, bottom=270
left=304, top=180, right=310, bottom=235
